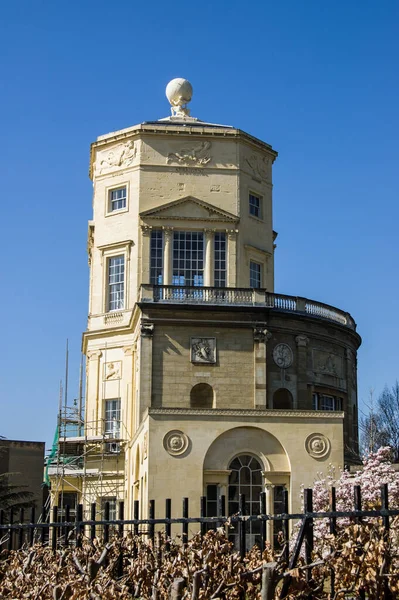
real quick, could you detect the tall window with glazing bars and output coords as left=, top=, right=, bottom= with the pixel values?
left=150, top=230, right=163, bottom=284
left=108, top=256, right=125, bottom=311
left=214, top=232, right=226, bottom=287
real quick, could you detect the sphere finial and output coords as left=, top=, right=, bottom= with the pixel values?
left=165, top=78, right=193, bottom=118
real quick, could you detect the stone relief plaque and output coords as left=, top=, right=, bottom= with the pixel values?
left=167, top=141, right=212, bottom=166
left=103, top=361, right=122, bottom=381
left=245, top=153, right=271, bottom=181
left=305, top=433, right=331, bottom=459
left=191, top=337, right=216, bottom=364
left=163, top=430, right=189, bottom=456
left=313, top=350, right=343, bottom=377
left=95, top=140, right=137, bottom=174
left=272, top=343, right=293, bottom=369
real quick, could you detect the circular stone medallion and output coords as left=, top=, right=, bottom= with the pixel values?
left=163, top=430, right=189, bottom=456
left=305, top=433, right=331, bottom=459
left=272, top=343, right=293, bottom=369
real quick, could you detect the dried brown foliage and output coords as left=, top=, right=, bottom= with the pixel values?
left=1, top=521, right=399, bottom=599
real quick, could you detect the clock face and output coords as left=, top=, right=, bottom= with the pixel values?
left=273, top=343, right=293, bottom=369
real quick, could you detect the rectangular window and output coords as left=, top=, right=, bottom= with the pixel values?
left=214, top=233, right=226, bottom=287
left=250, top=261, right=261, bottom=288
left=108, top=256, right=124, bottom=311
left=109, top=187, right=127, bottom=212
left=105, top=399, right=121, bottom=452
left=150, top=230, right=163, bottom=285
left=313, top=394, right=343, bottom=411
left=249, top=193, right=261, bottom=218
left=172, top=231, right=204, bottom=287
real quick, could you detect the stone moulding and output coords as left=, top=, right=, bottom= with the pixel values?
left=149, top=408, right=344, bottom=419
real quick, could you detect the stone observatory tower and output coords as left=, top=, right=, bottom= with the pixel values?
left=49, top=79, right=361, bottom=548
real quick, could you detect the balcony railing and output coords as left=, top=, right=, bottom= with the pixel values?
left=139, top=285, right=356, bottom=330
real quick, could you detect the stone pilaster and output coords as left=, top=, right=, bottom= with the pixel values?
left=86, top=350, right=102, bottom=435
left=204, top=229, right=214, bottom=287
left=295, top=335, right=309, bottom=410
left=254, top=327, right=272, bottom=409
left=163, top=227, right=173, bottom=285
left=139, top=322, right=154, bottom=420
left=123, top=345, right=135, bottom=437
left=141, top=226, right=151, bottom=285
left=227, top=229, right=238, bottom=287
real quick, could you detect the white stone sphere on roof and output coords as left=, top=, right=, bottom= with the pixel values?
left=166, top=78, right=193, bottom=107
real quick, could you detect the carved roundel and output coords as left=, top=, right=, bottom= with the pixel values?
left=305, top=433, right=331, bottom=459
left=163, top=430, right=189, bottom=456
left=273, top=343, right=293, bottom=369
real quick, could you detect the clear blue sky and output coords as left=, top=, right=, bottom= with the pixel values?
left=0, top=1, right=398, bottom=451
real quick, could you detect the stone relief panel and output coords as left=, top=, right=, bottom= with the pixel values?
left=273, top=343, right=293, bottom=369
left=312, top=350, right=343, bottom=377
left=305, top=433, right=331, bottom=459
left=103, top=361, right=122, bottom=381
left=163, top=430, right=190, bottom=456
left=191, top=337, right=216, bottom=364
left=167, top=141, right=212, bottom=166
left=95, top=140, right=137, bottom=174
left=244, top=152, right=271, bottom=182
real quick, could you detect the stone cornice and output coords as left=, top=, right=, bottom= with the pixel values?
left=148, top=407, right=344, bottom=420
left=89, top=124, right=278, bottom=179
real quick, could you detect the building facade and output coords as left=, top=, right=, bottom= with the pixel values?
left=49, top=79, right=361, bottom=544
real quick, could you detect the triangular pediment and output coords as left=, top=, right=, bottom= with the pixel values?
left=140, top=196, right=238, bottom=223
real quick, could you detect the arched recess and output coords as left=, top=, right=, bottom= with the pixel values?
left=190, top=383, right=214, bottom=408
left=273, top=388, right=293, bottom=410
left=203, top=427, right=290, bottom=548
left=203, top=426, right=290, bottom=473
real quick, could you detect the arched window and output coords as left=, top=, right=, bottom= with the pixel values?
left=273, top=388, right=293, bottom=409
left=190, top=383, right=213, bottom=408
left=228, top=454, right=263, bottom=549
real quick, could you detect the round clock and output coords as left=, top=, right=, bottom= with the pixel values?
left=273, top=343, right=293, bottom=369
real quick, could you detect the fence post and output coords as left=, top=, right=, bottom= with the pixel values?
left=149, top=499, right=155, bottom=544
left=90, top=502, right=96, bottom=541
left=51, top=506, right=58, bottom=551
left=182, top=497, right=188, bottom=547
left=64, top=505, right=70, bottom=546
left=303, top=488, right=313, bottom=584
left=104, top=501, right=110, bottom=544
left=118, top=501, right=124, bottom=537
left=282, top=489, right=289, bottom=566
left=200, top=495, right=206, bottom=538
left=18, top=508, right=24, bottom=550
left=354, top=485, right=362, bottom=523
left=29, top=506, right=35, bottom=547
left=133, top=500, right=139, bottom=537
left=165, top=498, right=171, bottom=552
left=261, top=562, right=278, bottom=600
left=381, top=484, right=390, bottom=600
left=40, top=504, right=46, bottom=545
left=76, top=504, right=83, bottom=548
left=260, top=491, right=267, bottom=551
left=239, top=493, right=246, bottom=560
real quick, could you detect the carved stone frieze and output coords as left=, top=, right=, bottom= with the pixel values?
left=163, top=430, right=189, bottom=456
left=313, top=350, right=343, bottom=377
left=167, top=141, right=212, bottom=167
left=305, top=433, right=331, bottom=459
left=95, top=140, right=137, bottom=174
left=149, top=407, right=343, bottom=419
left=191, top=337, right=216, bottom=364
